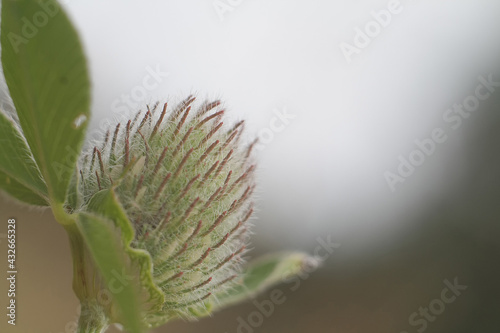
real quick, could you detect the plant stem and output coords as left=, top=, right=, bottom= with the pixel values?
left=52, top=200, right=111, bottom=332
left=51, top=201, right=76, bottom=225
left=78, top=301, right=109, bottom=333
left=65, top=223, right=110, bottom=333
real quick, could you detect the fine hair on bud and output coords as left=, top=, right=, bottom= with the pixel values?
left=71, top=96, right=257, bottom=324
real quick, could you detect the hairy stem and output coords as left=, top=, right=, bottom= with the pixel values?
left=52, top=201, right=76, bottom=225
left=65, top=223, right=110, bottom=333
left=78, top=301, right=109, bottom=333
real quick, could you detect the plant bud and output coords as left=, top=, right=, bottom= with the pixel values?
left=74, top=96, right=257, bottom=325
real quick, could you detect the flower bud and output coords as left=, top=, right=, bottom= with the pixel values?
left=75, top=96, right=256, bottom=325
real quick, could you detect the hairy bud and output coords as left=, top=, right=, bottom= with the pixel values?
left=72, top=96, right=257, bottom=325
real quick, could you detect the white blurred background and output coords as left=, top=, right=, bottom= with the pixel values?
left=63, top=0, right=500, bottom=253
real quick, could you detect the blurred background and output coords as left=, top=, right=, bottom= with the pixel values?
left=1, top=0, right=500, bottom=332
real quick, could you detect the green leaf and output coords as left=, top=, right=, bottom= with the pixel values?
left=0, top=170, right=47, bottom=206
left=84, top=189, right=165, bottom=327
left=66, top=168, right=81, bottom=211
left=76, top=212, right=144, bottom=333
left=214, top=252, right=320, bottom=309
left=0, top=110, right=48, bottom=204
left=86, top=190, right=134, bottom=243
left=1, top=0, right=91, bottom=203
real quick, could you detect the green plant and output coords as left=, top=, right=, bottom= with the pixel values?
left=0, top=1, right=318, bottom=332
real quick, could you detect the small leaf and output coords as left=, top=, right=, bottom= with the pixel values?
left=85, top=189, right=165, bottom=324
left=86, top=190, right=134, bottom=243
left=214, top=252, right=320, bottom=309
left=1, top=0, right=91, bottom=203
left=0, top=170, right=47, bottom=206
left=0, top=110, right=48, bottom=204
left=76, top=212, right=144, bottom=333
